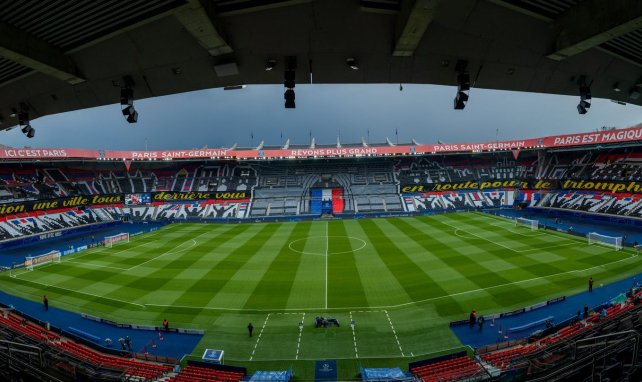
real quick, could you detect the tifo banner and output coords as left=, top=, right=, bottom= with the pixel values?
left=401, top=180, right=530, bottom=193
left=0, top=126, right=640, bottom=160
left=400, top=179, right=642, bottom=194
left=152, top=191, right=249, bottom=201
left=0, top=192, right=251, bottom=216
left=0, top=194, right=123, bottom=215
left=560, top=179, right=642, bottom=193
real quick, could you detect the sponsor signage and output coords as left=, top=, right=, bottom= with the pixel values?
left=0, top=127, right=640, bottom=160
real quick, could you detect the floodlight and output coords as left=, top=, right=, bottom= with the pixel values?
left=284, top=70, right=295, bottom=89
left=284, top=89, right=295, bottom=109
left=346, top=58, right=359, bottom=70
left=122, top=105, right=138, bottom=123
left=120, top=88, right=133, bottom=106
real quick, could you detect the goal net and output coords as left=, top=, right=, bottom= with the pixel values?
left=515, top=217, right=538, bottom=231
left=587, top=232, right=622, bottom=251
left=25, top=250, right=61, bottom=271
left=105, top=233, right=129, bottom=248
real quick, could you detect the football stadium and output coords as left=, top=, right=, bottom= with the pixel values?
left=2, top=1, right=642, bottom=382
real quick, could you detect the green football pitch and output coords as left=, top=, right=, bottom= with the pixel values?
left=1, top=212, right=640, bottom=377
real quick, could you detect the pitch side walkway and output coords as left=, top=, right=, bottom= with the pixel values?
left=0, top=290, right=201, bottom=359
left=452, top=273, right=641, bottom=348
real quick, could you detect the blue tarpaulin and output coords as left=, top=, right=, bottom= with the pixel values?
left=361, top=367, right=415, bottom=381
left=249, top=370, right=292, bottom=382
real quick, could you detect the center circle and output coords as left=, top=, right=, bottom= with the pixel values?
left=288, top=235, right=367, bottom=256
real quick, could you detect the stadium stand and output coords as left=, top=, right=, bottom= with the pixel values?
left=5, top=144, right=642, bottom=380
left=166, top=364, right=245, bottom=382
left=0, top=307, right=176, bottom=381
left=410, top=355, right=487, bottom=381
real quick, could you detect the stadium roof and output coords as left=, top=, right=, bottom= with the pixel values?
left=1, top=0, right=642, bottom=128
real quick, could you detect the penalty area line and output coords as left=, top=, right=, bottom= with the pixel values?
left=385, top=310, right=404, bottom=357
left=250, top=313, right=271, bottom=361
left=295, top=312, right=305, bottom=360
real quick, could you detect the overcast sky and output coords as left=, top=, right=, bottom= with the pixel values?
left=1, top=84, right=640, bottom=150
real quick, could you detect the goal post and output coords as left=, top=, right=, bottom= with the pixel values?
left=515, top=217, right=538, bottom=231
left=104, top=233, right=129, bottom=248
left=25, top=250, right=61, bottom=271
left=587, top=232, right=622, bottom=251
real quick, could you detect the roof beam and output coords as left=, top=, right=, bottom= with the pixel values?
left=215, top=0, right=312, bottom=16
left=0, top=22, right=84, bottom=85
left=486, top=0, right=553, bottom=23
left=547, top=0, right=642, bottom=61
left=393, top=0, right=439, bottom=57
left=175, top=0, right=233, bottom=56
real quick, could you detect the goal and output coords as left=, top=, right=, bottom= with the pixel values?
left=587, top=232, right=622, bottom=251
left=25, top=250, right=61, bottom=271
left=104, top=233, right=129, bottom=248
left=515, top=217, right=539, bottom=231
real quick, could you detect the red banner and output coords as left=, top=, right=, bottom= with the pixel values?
left=0, top=126, right=640, bottom=160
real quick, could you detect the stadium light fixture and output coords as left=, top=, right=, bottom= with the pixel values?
left=17, top=110, right=35, bottom=138
left=265, top=59, right=276, bottom=71
left=453, top=60, right=470, bottom=110
left=284, top=69, right=296, bottom=108
left=120, top=75, right=138, bottom=123
left=577, top=84, right=591, bottom=114
left=284, top=70, right=295, bottom=89
left=120, top=88, right=133, bottom=106
left=122, top=105, right=138, bottom=123
left=346, top=58, right=359, bottom=70
left=284, top=89, right=295, bottom=108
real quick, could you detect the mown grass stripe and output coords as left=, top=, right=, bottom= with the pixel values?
left=408, top=216, right=540, bottom=307
left=327, top=220, right=369, bottom=309
left=159, top=223, right=281, bottom=316
left=242, top=222, right=313, bottom=309
left=358, top=219, right=461, bottom=305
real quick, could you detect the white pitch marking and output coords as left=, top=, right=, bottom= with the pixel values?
left=385, top=310, right=404, bottom=357
left=325, top=221, right=329, bottom=310
left=349, top=311, right=359, bottom=358
left=144, top=250, right=640, bottom=313
left=126, top=239, right=196, bottom=271
left=295, top=312, right=305, bottom=360
left=445, top=219, right=577, bottom=253
left=250, top=313, right=271, bottom=361
left=6, top=276, right=145, bottom=308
